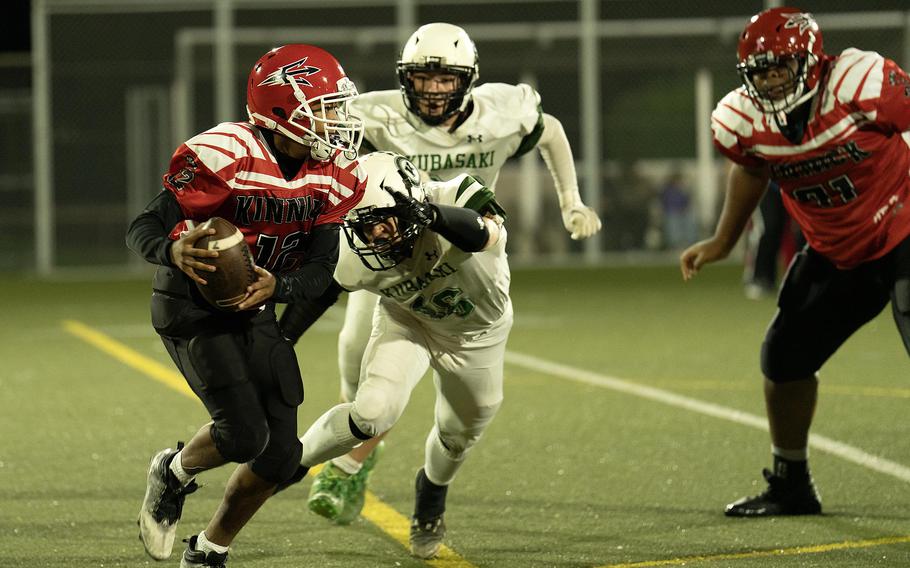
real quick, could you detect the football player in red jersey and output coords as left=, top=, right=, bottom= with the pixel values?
left=126, top=44, right=365, bottom=565
left=681, top=7, right=910, bottom=517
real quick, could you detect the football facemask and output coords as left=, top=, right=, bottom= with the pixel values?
left=736, top=8, right=824, bottom=116
left=343, top=152, right=428, bottom=271
left=397, top=23, right=479, bottom=126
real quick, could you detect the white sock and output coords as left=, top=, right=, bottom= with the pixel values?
left=196, top=531, right=229, bottom=555
left=169, top=450, right=196, bottom=487
left=332, top=454, right=363, bottom=476
left=299, top=403, right=363, bottom=467
left=424, top=427, right=464, bottom=486
left=772, top=445, right=808, bottom=461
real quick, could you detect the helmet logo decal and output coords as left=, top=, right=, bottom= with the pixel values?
left=782, top=12, right=815, bottom=35
left=258, top=57, right=321, bottom=87
left=394, top=155, right=421, bottom=193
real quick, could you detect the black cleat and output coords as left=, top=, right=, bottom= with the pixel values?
left=725, top=468, right=822, bottom=517
left=138, top=442, right=199, bottom=559
left=409, top=515, right=446, bottom=559
left=181, top=535, right=229, bottom=567
left=410, top=468, right=449, bottom=558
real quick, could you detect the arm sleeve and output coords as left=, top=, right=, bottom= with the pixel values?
left=429, top=204, right=490, bottom=252
left=125, top=190, right=183, bottom=266
left=277, top=280, right=345, bottom=344
left=536, top=113, right=583, bottom=210
left=272, top=224, right=340, bottom=303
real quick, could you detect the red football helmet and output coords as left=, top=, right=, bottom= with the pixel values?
left=736, top=7, right=824, bottom=115
left=247, top=44, right=362, bottom=161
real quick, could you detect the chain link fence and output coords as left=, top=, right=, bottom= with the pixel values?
left=9, top=0, right=910, bottom=272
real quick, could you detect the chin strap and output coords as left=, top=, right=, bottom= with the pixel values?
left=309, top=139, right=333, bottom=161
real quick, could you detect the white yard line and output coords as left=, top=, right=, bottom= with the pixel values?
left=505, top=350, right=910, bottom=483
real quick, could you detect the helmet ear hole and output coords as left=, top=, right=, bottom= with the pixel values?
left=272, top=107, right=287, bottom=119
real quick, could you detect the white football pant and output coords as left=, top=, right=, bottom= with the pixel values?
left=300, top=301, right=512, bottom=486
left=337, top=289, right=380, bottom=402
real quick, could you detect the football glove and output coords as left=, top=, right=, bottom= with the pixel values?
left=392, top=191, right=436, bottom=228
left=561, top=204, right=602, bottom=240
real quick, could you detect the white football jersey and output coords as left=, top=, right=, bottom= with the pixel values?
left=350, top=83, right=542, bottom=190
left=334, top=174, right=511, bottom=336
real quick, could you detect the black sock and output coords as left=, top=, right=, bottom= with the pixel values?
left=413, top=468, right=448, bottom=521
left=773, top=454, right=809, bottom=480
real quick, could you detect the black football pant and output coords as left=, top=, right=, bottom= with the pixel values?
left=152, top=293, right=304, bottom=484
left=762, top=234, right=910, bottom=382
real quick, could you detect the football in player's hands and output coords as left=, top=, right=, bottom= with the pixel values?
left=194, top=217, right=257, bottom=311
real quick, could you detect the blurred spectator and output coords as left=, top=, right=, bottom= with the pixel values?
left=606, top=161, right=654, bottom=250
left=658, top=171, right=697, bottom=249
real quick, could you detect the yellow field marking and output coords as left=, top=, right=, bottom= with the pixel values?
left=361, top=492, right=471, bottom=568
left=63, top=319, right=477, bottom=567
left=62, top=319, right=193, bottom=398
left=599, top=534, right=910, bottom=567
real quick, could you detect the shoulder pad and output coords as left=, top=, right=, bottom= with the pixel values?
left=711, top=88, right=764, bottom=152
left=827, top=48, right=885, bottom=105
left=183, top=122, right=267, bottom=175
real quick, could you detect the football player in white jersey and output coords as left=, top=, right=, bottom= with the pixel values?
left=279, top=21, right=601, bottom=525
left=282, top=151, right=511, bottom=559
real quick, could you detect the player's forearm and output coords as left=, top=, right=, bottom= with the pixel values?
left=278, top=280, right=345, bottom=344
left=272, top=225, right=340, bottom=303
left=126, top=190, right=181, bottom=266
left=712, top=163, right=769, bottom=253
left=430, top=204, right=490, bottom=252
left=537, top=113, right=581, bottom=208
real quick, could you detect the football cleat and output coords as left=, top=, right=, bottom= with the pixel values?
left=725, top=468, right=822, bottom=517
left=181, top=535, right=229, bottom=568
left=306, top=463, right=353, bottom=521
left=138, top=443, right=199, bottom=560
left=409, top=515, right=446, bottom=559
left=334, top=441, right=385, bottom=525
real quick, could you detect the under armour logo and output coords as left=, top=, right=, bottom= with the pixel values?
left=258, top=57, right=321, bottom=88
left=425, top=250, right=439, bottom=261
left=467, top=134, right=483, bottom=143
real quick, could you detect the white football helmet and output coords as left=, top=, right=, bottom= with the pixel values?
left=397, top=23, right=479, bottom=125
left=343, top=152, right=428, bottom=270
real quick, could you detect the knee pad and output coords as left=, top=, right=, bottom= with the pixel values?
left=250, top=433, right=303, bottom=484
left=212, top=418, right=270, bottom=464
left=350, top=388, right=406, bottom=437
left=760, top=337, right=817, bottom=383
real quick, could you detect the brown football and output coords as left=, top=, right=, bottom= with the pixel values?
left=194, top=217, right=257, bottom=311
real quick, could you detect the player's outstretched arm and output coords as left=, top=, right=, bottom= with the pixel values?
left=537, top=113, right=602, bottom=240
left=680, top=161, right=768, bottom=281
left=278, top=281, right=346, bottom=344
left=393, top=192, right=494, bottom=252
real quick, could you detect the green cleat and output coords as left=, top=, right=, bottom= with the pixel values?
left=334, top=441, right=385, bottom=525
left=307, top=463, right=353, bottom=521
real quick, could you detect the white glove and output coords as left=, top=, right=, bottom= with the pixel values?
left=561, top=204, right=602, bottom=240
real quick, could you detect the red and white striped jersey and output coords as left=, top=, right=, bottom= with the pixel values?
left=712, top=48, right=910, bottom=268
left=162, top=122, right=365, bottom=274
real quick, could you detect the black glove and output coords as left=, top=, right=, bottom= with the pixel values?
left=392, top=191, right=436, bottom=228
